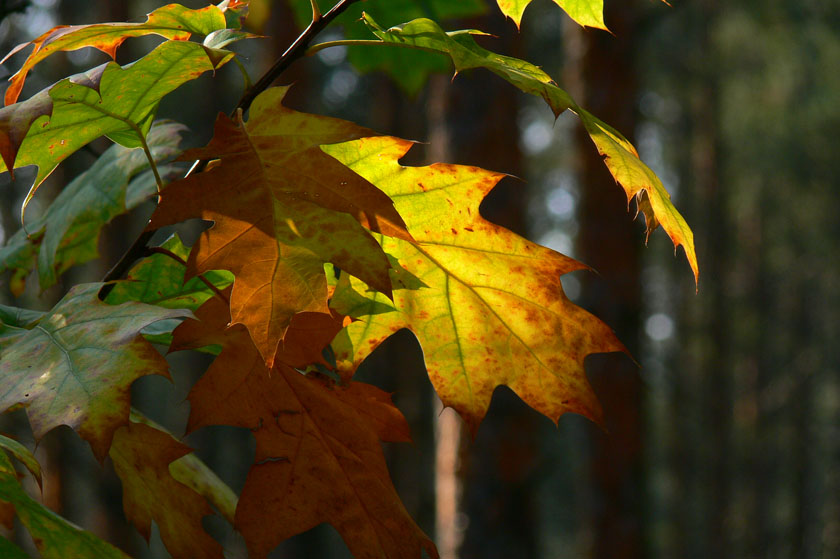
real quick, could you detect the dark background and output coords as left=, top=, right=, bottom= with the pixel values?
left=1, top=0, right=838, bottom=557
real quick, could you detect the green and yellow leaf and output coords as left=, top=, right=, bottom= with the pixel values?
left=497, top=0, right=606, bottom=30
left=325, top=136, right=625, bottom=432
left=2, top=2, right=231, bottom=106
left=0, top=40, right=233, bottom=220
left=361, top=15, right=698, bottom=282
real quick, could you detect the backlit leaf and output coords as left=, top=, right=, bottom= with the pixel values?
left=291, top=0, right=486, bottom=93
left=0, top=283, right=190, bottom=460
left=0, top=40, right=234, bottom=219
left=149, top=85, right=409, bottom=366
left=496, top=0, right=606, bottom=30
left=362, top=15, right=698, bottom=282
left=325, top=136, right=625, bottom=432
left=2, top=3, right=230, bottom=106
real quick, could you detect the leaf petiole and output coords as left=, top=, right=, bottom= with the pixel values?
left=306, top=39, right=442, bottom=58
left=232, top=55, right=253, bottom=90
left=135, top=128, right=165, bottom=195
left=309, top=0, right=322, bottom=21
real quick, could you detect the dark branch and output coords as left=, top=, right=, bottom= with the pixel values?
left=235, top=0, right=362, bottom=113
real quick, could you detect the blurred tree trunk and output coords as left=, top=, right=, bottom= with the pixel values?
left=565, top=4, right=645, bottom=558
left=692, top=3, right=732, bottom=555
left=452, top=11, right=542, bottom=559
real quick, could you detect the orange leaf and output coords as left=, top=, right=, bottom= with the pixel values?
left=2, top=4, right=228, bottom=105
left=109, top=421, right=223, bottom=559
left=173, top=299, right=435, bottom=559
left=149, top=86, right=408, bottom=366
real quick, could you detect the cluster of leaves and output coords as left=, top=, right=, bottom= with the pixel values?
left=0, top=1, right=695, bottom=558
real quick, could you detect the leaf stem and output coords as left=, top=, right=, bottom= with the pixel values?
left=136, top=129, right=164, bottom=194
left=309, top=0, right=322, bottom=22
left=306, top=39, right=443, bottom=58
left=232, top=55, right=253, bottom=90
left=148, top=247, right=230, bottom=304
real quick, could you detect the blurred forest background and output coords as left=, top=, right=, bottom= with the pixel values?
left=1, top=0, right=838, bottom=558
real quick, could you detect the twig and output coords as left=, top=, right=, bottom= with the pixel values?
left=100, top=0, right=362, bottom=298
left=235, top=0, right=361, bottom=113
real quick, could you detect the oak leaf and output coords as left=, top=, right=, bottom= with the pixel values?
left=0, top=40, right=234, bottom=218
left=289, top=0, right=486, bottom=93
left=362, top=15, right=698, bottom=283
left=0, top=283, right=189, bottom=460
left=149, top=86, right=410, bottom=366
left=325, top=136, right=625, bottom=433
left=171, top=297, right=435, bottom=559
left=0, top=121, right=186, bottom=294
left=497, top=0, right=606, bottom=30
left=2, top=2, right=232, bottom=106
left=109, top=420, right=223, bottom=559
left=0, top=449, right=130, bottom=559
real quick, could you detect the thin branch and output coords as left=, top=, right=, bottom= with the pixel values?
left=148, top=247, right=230, bottom=304
left=306, top=39, right=442, bottom=58
left=235, top=0, right=362, bottom=113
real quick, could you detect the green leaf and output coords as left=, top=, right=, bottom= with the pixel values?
left=0, top=283, right=190, bottom=460
left=0, top=450, right=132, bottom=559
left=2, top=3, right=230, bottom=106
left=0, top=535, right=27, bottom=559
left=361, top=15, right=698, bottom=282
left=325, top=136, right=625, bottom=433
left=0, top=121, right=186, bottom=292
left=293, top=0, right=486, bottom=93
left=496, top=0, right=606, bottom=30
left=106, top=234, right=233, bottom=311
left=0, top=39, right=234, bottom=220
left=0, top=434, right=41, bottom=486
left=0, top=303, right=45, bottom=328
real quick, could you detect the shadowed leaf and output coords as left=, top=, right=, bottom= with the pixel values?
left=0, top=450, right=131, bottom=558
left=109, top=421, right=223, bottom=559
left=0, top=121, right=186, bottom=293
left=171, top=297, right=435, bottom=559
left=0, top=283, right=189, bottom=460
